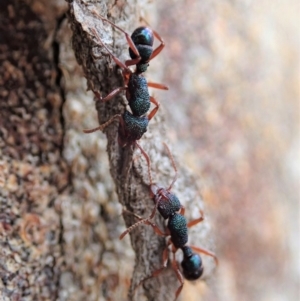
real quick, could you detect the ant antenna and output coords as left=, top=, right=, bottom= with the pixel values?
left=89, top=8, right=140, bottom=58
left=89, top=27, right=113, bottom=56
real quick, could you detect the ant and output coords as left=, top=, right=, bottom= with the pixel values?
left=120, top=142, right=218, bottom=300
left=83, top=11, right=167, bottom=146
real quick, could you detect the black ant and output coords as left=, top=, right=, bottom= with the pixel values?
left=120, top=142, right=218, bottom=300
left=83, top=11, right=167, bottom=146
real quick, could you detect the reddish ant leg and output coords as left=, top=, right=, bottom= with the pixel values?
left=98, top=87, right=127, bottom=103
left=161, top=142, right=178, bottom=191
left=190, top=245, right=219, bottom=266
left=179, top=206, right=185, bottom=216
left=186, top=210, right=205, bottom=228
left=89, top=27, right=132, bottom=74
left=119, top=209, right=167, bottom=239
left=83, top=114, right=122, bottom=134
left=186, top=210, right=218, bottom=265
left=133, top=240, right=172, bottom=296
left=89, top=9, right=140, bottom=60
left=171, top=251, right=185, bottom=301
left=147, top=96, right=160, bottom=121
left=152, top=242, right=171, bottom=276
left=150, top=29, right=165, bottom=60
left=92, top=89, right=102, bottom=101
left=139, top=16, right=165, bottom=61
left=135, top=141, right=153, bottom=184
left=147, top=82, right=169, bottom=90
left=125, top=57, right=143, bottom=68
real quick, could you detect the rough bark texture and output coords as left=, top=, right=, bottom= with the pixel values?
left=1, top=0, right=298, bottom=301
left=0, top=0, right=68, bottom=300
left=0, top=0, right=215, bottom=301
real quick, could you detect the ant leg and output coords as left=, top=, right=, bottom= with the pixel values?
left=178, top=206, right=185, bottom=216
left=186, top=211, right=217, bottom=264
left=98, top=87, right=127, bottom=103
left=171, top=251, right=185, bottom=301
left=150, top=29, right=165, bottom=60
left=117, top=115, right=126, bottom=137
left=132, top=242, right=170, bottom=297
left=150, top=95, right=159, bottom=107
left=147, top=96, right=160, bottom=121
left=83, top=114, right=122, bottom=133
left=119, top=217, right=148, bottom=240
left=162, top=143, right=178, bottom=191
left=139, top=16, right=165, bottom=61
left=187, top=210, right=204, bottom=228
left=147, top=82, right=168, bottom=90
left=89, top=27, right=132, bottom=74
left=152, top=242, right=171, bottom=276
left=121, top=209, right=143, bottom=220
left=117, top=115, right=129, bottom=147
left=120, top=208, right=167, bottom=239
left=125, top=57, right=142, bottom=68
left=135, top=141, right=153, bottom=184
left=92, top=87, right=127, bottom=108
left=89, top=9, right=141, bottom=60
left=92, top=89, right=102, bottom=101
left=190, top=245, right=219, bottom=266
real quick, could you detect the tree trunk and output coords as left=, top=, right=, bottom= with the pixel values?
left=0, top=0, right=215, bottom=301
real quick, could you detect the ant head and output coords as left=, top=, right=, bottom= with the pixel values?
left=181, top=246, right=203, bottom=280
left=131, top=27, right=154, bottom=47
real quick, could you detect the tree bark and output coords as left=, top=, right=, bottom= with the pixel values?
left=0, top=0, right=68, bottom=300
left=0, top=0, right=215, bottom=300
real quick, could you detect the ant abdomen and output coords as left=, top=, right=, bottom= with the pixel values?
left=181, top=246, right=204, bottom=280
left=129, top=27, right=154, bottom=61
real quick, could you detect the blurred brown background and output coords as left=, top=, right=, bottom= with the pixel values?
left=147, top=0, right=299, bottom=300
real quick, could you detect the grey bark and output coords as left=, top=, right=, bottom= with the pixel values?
left=0, top=0, right=68, bottom=300
left=0, top=0, right=215, bottom=300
